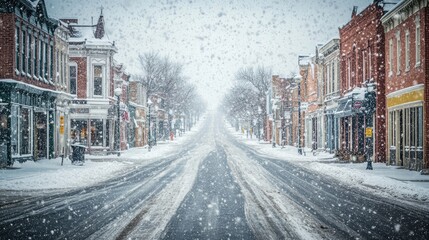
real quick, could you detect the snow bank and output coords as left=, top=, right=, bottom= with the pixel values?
left=0, top=116, right=206, bottom=191
left=0, top=159, right=129, bottom=191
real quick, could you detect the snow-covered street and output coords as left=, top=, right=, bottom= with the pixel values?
left=1, top=113, right=428, bottom=239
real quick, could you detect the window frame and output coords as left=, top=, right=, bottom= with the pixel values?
left=388, top=38, right=393, bottom=76
left=396, top=31, right=401, bottom=75
left=405, top=30, right=410, bottom=71
left=415, top=15, right=421, bottom=67
left=93, top=65, right=104, bottom=97
left=69, top=63, right=77, bottom=95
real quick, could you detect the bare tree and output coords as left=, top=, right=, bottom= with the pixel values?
left=223, top=66, right=272, bottom=135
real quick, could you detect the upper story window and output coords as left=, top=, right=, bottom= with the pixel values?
left=396, top=31, right=401, bottom=74
left=93, top=65, right=103, bottom=96
left=325, top=62, right=330, bottom=94
left=28, top=34, right=32, bottom=75
left=34, top=35, right=38, bottom=77
left=15, top=27, right=20, bottom=71
left=405, top=30, right=410, bottom=71
left=331, top=61, right=335, bottom=93
left=50, top=44, right=54, bottom=81
left=69, top=64, right=77, bottom=95
left=22, top=29, right=26, bottom=74
left=347, top=57, right=351, bottom=89
left=388, top=39, right=393, bottom=76
left=415, top=15, right=421, bottom=66
left=39, top=40, right=43, bottom=78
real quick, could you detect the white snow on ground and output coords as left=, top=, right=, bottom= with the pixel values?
left=0, top=159, right=128, bottom=191
left=0, top=116, right=206, bottom=191
left=225, top=122, right=429, bottom=210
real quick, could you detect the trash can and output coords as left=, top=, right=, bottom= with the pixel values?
left=71, top=143, right=86, bottom=163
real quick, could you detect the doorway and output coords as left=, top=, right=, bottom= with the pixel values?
left=34, top=111, right=47, bottom=160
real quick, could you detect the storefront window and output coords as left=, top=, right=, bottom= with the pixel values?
left=70, top=119, right=88, bottom=144
left=21, top=107, right=31, bottom=155
left=11, top=105, right=18, bottom=156
left=90, top=119, right=104, bottom=146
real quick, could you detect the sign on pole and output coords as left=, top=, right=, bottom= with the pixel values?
left=59, top=116, right=65, bottom=134
left=365, top=127, right=373, bottom=138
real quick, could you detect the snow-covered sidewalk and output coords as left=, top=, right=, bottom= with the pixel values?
left=226, top=124, right=429, bottom=207
left=0, top=117, right=206, bottom=191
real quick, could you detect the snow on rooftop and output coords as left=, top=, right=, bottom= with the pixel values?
left=28, top=0, right=40, bottom=8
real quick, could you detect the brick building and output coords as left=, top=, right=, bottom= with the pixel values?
left=381, top=0, right=428, bottom=170
left=0, top=0, right=57, bottom=165
left=338, top=2, right=386, bottom=162
left=302, top=52, right=325, bottom=152
left=128, top=78, right=147, bottom=148
left=67, top=11, right=119, bottom=154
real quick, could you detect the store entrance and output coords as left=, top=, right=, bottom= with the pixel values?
left=35, top=111, right=47, bottom=160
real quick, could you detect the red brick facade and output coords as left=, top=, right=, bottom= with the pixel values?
left=0, top=14, right=15, bottom=78
left=339, top=3, right=386, bottom=162
left=0, top=13, right=55, bottom=91
left=382, top=1, right=428, bottom=169
left=70, top=57, right=87, bottom=98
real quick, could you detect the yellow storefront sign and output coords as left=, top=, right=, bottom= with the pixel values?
left=365, top=127, right=373, bottom=138
left=59, top=116, right=65, bottom=134
left=387, top=88, right=424, bottom=108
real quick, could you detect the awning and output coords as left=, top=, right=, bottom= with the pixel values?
left=334, top=100, right=353, bottom=118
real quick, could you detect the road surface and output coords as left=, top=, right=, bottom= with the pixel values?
left=1, top=114, right=428, bottom=239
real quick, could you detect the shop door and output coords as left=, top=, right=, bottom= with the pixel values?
left=35, top=111, right=47, bottom=160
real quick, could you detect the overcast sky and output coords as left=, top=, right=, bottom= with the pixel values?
left=46, top=0, right=372, bottom=108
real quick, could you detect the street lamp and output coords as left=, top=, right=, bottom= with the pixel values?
left=154, top=105, right=158, bottom=145
left=365, top=82, right=376, bottom=170
left=257, top=106, right=262, bottom=141
left=169, top=109, right=173, bottom=140
left=147, top=98, right=152, bottom=151
left=114, top=87, right=122, bottom=156
left=294, top=75, right=303, bottom=155
left=271, top=98, right=278, bottom=148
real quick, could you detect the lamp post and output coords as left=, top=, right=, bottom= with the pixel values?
left=365, top=82, right=376, bottom=170
left=271, top=98, right=278, bottom=148
left=294, top=75, right=303, bottom=155
left=169, top=109, right=173, bottom=140
left=154, top=105, right=158, bottom=145
left=114, top=88, right=122, bottom=156
left=147, top=98, right=152, bottom=151
left=257, top=106, right=262, bottom=141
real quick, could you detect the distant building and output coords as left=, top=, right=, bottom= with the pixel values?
left=113, top=62, right=130, bottom=150
left=128, top=77, right=147, bottom=148
left=319, top=38, right=341, bottom=153
left=0, top=0, right=57, bottom=165
left=302, top=52, right=324, bottom=153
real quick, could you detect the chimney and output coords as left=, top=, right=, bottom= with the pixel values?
left=94, top=7, right=105, bottom=39
left=351, top=6, right=358, bottom=18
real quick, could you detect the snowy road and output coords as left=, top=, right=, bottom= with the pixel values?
left=1, top=114, right=428, bottom=239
